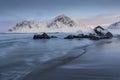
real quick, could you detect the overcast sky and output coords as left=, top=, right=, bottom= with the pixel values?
left=0, top=0, right=120, bottom=32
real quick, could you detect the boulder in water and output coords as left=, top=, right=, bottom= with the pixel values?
left=64, top=35, right=74, bottom=39
left=33, top=33, right=50, bottom=39
left=33, top=33, right=58, bottom=39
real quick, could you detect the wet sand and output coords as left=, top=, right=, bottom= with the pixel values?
left=22, top=38, right=120, bottom=80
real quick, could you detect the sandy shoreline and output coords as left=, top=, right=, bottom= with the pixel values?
left=21, top=38, right=120, bottom=80
left=21, top=45, right=88, bottom=80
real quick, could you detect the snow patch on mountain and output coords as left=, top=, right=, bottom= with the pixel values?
left=108, top=21, right=120, bottom=29
left=9, top=15, right=90, bottom=33
left=8, top=14, right=120, bottom=33
left=108, top=21, right=120, bottom=35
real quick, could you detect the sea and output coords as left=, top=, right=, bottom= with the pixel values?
left=0, top=33, right=93, bottom=80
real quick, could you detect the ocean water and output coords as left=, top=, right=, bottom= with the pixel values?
left=0, top=33, right=92, bottom=80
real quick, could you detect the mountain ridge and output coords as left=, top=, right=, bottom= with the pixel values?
left=8, top=14, right=120, bottom=33
left=9, top=15, right=90, bottom=33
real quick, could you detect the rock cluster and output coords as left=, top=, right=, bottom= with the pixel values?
left=65, top=26, right=113, bottom=40
left=94, top=26, right=113, bottom=39
left=33, top=26, right=113, bottom=40
left=33, top=33, right=57, bottom=39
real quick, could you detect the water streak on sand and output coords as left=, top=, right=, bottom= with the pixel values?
left=0, top=34, right=92, bottom=80
left=22, top=45, right=88, bottom=80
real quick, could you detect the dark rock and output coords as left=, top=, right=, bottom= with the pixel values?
left=8, top=29, right=13, bottom=32
left=94, top=26, right=105, bottom=36
left=105, top=32, right=113, bottom=39
left=64, top=35, right=74, bottom=39
left=33, top=33, right=50, bottom=39
left=33, top=33, right=58, bottom=39
left=77, top=34, right=84, bottom=38
left=94, top=26, right=113, bottom=39
left=51, top=36, right=58, bottom=38
left=89, top=36, right=100, bottom=40
left=64, top=26, right=113, bottom=40
left=64, top=34, right=87, bottom=39
left=28, top=25, right=32, bottom=28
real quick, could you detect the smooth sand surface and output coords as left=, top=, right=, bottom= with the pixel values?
left=22, top=38, right=120, bottom=80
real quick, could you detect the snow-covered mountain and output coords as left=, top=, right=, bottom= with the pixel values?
left=79, top=14, right=120, bottom=28
left=108, top=21, right=120, bottom=29
left=9, top=15, right=90, bottom=33
left=9, top=14, right=120, bottom=33
left=107, top=21, right=120, bottom=35
left=48, top=15, right=76, bottom=28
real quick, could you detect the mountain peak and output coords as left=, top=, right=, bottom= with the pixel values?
left=54, top=14, right=71, bottom=22
left=8, top=14, right=88, bottom=33
left=47, top=14, right=76, bottom=28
